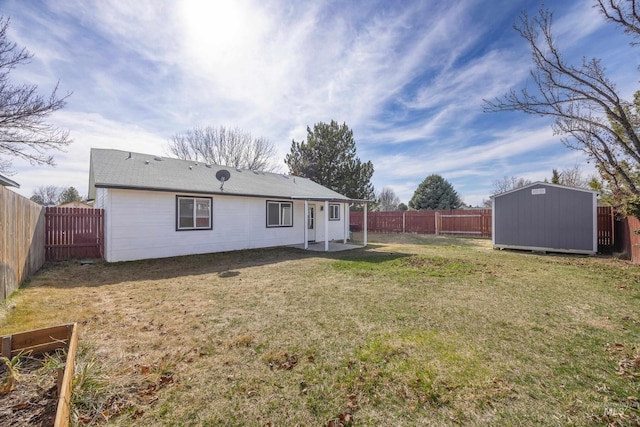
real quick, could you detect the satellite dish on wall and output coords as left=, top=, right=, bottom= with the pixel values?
left=216, top=169, right=231, bottom=191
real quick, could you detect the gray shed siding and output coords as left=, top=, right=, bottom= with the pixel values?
left=493, top=184, right=596, bottom=254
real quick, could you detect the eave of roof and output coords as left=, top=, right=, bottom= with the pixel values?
left=92, top=183, right=372, bottom=204
left=490, top=181, right=599, bottom=199
left=0, top=173, right=19, bottom=188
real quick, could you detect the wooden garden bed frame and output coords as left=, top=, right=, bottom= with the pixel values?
left=1, top=323, right=78, bottom=427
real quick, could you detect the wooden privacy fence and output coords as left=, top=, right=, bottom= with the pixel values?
left=597, top=206, right=615, bottom=248
left=616, top=215, right=640, bottom=264
left=350, top=209, right=492, bottom=237
left=0, top=186, right=45, bottom=300
left=45, top=207, right=104, bottom=261
left=352, top=207, right=615, bottom=247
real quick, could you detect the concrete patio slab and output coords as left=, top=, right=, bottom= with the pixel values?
left=291, top=241, right=364, bottom=252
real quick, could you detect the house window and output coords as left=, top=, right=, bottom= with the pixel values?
left=267, top=201, right=293, bottom=227
left=177, top=196, right=212, bottom=230
left=329, top=204, right=340, bottom=221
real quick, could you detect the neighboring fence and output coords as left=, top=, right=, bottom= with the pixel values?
left=0, top=186, right=46, bottom=300
left=597, top=206, right=615, bottom=248
left=616, top=215, right=640, bottom=264
left=350, top=209, right=492, bottom=237
left=352, top=207, right=615, bottom=248
left=45, top=207, right=104, bottom=261
left=438, top=210, right=492, bottom=237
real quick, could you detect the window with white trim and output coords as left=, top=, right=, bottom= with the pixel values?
left=267, top=201, right=293, bottom=227
left=177, top=196, right=212, bottom=230
left=329, top=203, right=340, bottom=221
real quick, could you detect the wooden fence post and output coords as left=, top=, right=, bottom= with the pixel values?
left=402, top=211, right=406, bottom=233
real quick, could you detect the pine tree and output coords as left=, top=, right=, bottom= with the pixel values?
left=285, top=120, right=374, bottom=200
left=408, top=175, right=462, bottom=210
left=59, top=186, right=82, bottom=204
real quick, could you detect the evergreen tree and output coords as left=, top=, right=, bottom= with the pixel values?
left=285, top=120, right=374, bottom=200
left=59, top=186, right=82, bottom=204
left=408, top=175, right=462, bottom=210
left=551, top=169, right=561, bottom=184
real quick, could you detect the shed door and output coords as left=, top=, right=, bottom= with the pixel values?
left=307, top=205, right=316, bottom=242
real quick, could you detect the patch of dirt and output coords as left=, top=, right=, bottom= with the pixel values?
left=565, top=304, right=617, bottom=331
left=0, top=354, right=59, bottom=426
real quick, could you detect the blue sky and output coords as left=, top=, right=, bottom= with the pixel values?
left=3, top=0, right=639, bottom=206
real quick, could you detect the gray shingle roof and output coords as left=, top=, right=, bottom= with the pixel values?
left=89, top=148, right=352, bottom=201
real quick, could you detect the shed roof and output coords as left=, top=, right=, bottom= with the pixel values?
left=89, top=148, right=364, bottom=202
left=490, top=181, right=599, bottom=199
left=0, top=173, right=19, bottom=188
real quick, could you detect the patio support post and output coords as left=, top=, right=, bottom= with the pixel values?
left=324, top=200, right=329, bottom=252
left=304, top=200, right=309, bottom=249
left=364, top=203, right=368, bottom=247
left=343, top=203, right=348, bottom=244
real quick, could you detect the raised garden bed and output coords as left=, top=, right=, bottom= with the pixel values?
left=1, top=323, right=78, bottom=427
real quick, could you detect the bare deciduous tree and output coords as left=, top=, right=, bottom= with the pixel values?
left=30, top=185, right=62, bottom=206
left=492, top=176, right=532, bottom=195
left=484, top=4, right=640, bottom=214
left=0, top=17, right=71, bottom=174
left=483, top=176, right=532, bottom=207
left=376, top=186, right=400, bottom=211
left=596, top=0, right=640, bottom=43
left=554, top=165, right=595, bottom=188
left=167, top=125, right=277, bottom=172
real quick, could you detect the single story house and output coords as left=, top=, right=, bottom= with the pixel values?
left=0, top=173, right=19, bottom=188
left=88, top=149, right=370, bottom=262
left=491, top=182, right=599, bottom=255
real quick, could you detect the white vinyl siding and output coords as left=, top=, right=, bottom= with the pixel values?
left=98, top=189, right=348, bottom=262
left=266, top=201, right=293, bottom=227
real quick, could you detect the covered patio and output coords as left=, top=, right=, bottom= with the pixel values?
left=292, top=197, right=371, bottom=252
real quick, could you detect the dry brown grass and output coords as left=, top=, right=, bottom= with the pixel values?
left=0, top=233, right=639, bottom=426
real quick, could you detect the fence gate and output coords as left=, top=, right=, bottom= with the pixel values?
left=45, top=207, right=104, bottom=261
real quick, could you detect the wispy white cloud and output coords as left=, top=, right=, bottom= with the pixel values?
left=12, top=111, right=168, bottom=198
left=1, top=0, right=629, bottom=206
left=553, top=2, right=608, bottom=49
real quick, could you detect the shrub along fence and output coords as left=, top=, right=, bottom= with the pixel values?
left=0, top=186, right=45, bottom=300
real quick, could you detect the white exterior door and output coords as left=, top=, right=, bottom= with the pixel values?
left=307, top=204, right=316, bottom=242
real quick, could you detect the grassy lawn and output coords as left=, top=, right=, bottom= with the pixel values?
left=1, top=233, right=639, bottom=426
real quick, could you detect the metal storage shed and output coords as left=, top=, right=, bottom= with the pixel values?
left=491, top=182, right=599, bottom=255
